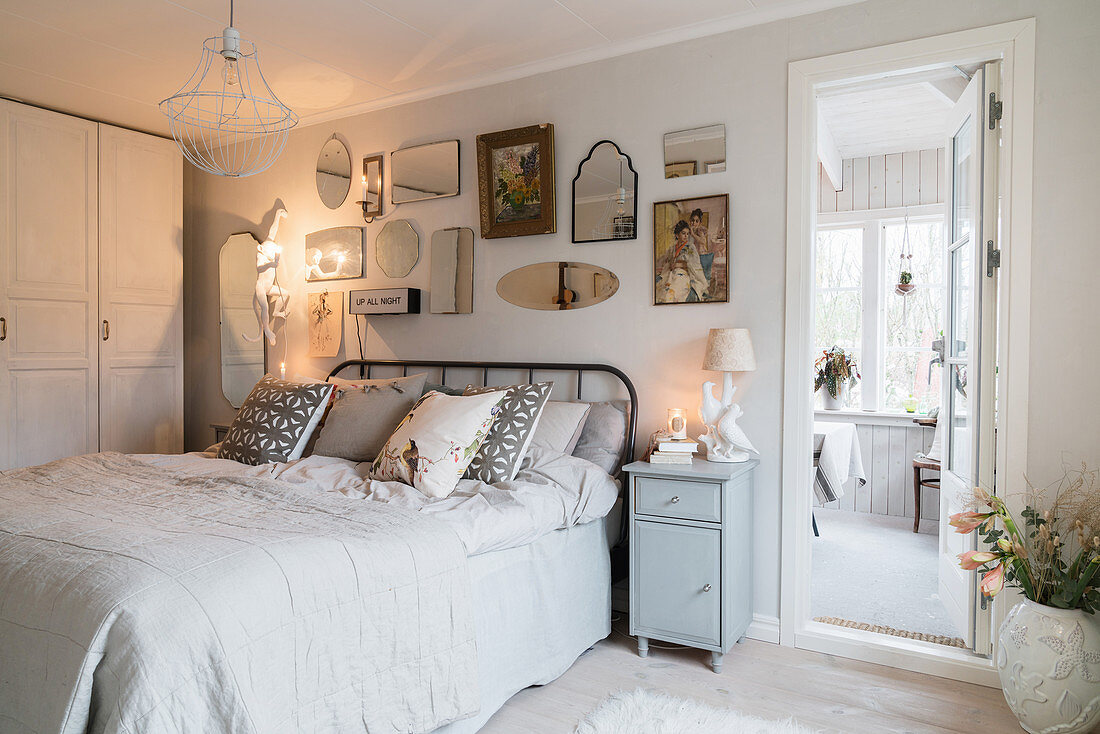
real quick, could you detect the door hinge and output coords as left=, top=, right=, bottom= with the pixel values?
left=988, top=92, right=1003, bottom=130
left=986, top=240, right=1001, bottom=277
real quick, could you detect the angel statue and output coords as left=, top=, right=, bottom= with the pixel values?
left=699, top=380, right=758, bottom=462
left=243, top=208, right=290, bottom=347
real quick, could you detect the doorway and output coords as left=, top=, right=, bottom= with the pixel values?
left=781, top=20, right=1035, bottom=685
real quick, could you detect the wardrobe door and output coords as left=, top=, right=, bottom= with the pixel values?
left=0, top=101, right=100, bottom=470
left=98, top=125, right=183, bottom=454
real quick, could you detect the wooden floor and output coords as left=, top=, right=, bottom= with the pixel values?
left=480, top=618, right=1021, bottom=733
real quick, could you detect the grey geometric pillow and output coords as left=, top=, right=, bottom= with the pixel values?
left=218, top=375, right=333, bottom=465
left=463, top=381, right=553, bottom=483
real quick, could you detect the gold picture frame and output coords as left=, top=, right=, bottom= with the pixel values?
left=476, top=123, right=556, bottom=239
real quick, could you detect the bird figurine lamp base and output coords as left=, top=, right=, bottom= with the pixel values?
left=699, top=370, right=758, bottom=464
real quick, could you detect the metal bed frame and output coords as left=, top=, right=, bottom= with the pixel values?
left=326, top=358, right=639, bottom=548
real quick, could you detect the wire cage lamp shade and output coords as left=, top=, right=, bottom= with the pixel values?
left=159, top=22, right=297, bottom=177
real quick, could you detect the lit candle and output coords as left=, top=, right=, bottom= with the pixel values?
left=279, top=362, right=286, bottom=380
left=667, top=408, right=688, bottom=439
left=361, top=173, right=367, bottom=206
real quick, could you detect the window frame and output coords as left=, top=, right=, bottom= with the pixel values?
left=815, top=203, right=945, bottom=413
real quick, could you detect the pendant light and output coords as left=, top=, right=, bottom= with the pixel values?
left=159, top=0, right=298, bottom=177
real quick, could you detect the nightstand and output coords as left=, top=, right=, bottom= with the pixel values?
left=623, top=458, right=756, bottom=673
left=210, top=423, right=231, bottom=444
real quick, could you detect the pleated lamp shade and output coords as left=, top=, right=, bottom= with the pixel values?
left=702, top=328, right=757, bottom=372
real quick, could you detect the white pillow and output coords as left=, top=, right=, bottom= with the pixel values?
left=528, top=401, right=591, bottom=455
left=369, top=391, right=505, bottom=498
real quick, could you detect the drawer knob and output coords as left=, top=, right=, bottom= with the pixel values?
left=702, top=584, right=712, bottom=593
left=670, top=495, right=680, bottom=504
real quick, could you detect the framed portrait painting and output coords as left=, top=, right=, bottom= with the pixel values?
left=476, top=123, right=555, bottom=239
left=653, top=194, right=729, bottom=305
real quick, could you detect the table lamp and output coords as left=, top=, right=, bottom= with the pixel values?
left=699, top=328, right=758, bottom=462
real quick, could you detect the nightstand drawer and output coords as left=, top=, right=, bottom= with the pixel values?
left=633, top=520, right=720, bottom=646
left=634, top=476, right=721, bottom=523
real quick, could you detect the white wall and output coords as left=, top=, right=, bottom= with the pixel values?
left=184, top=0, right=1100, bottom=626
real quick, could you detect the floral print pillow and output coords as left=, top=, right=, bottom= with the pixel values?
left=369, top=390, right=505, bottom=498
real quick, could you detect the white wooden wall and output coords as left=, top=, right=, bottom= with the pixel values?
left=819, top=420, right=938, bottom=521
left=819, top=148, right=944, bottom=213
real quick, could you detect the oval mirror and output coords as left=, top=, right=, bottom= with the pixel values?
left=376, top=219, right=419, bottom=278
left=572, top=140, right=638, bottom=243
left=219, top=232, right=266, bottom=407
left=496, top=261, right=619, bottom=311
left=316, top=136, right=351, bottom=208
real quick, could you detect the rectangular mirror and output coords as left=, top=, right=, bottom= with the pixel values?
left=219, top=232, right=266, bottom=408
left=391, top=140, right=459, bottom=204
left=361, top=154, right=383, bottom=218
left=663, top=124, right=725, bottom=179
left=430, top=227, right=473, bottom=314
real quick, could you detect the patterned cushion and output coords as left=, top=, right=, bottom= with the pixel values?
left=218, top=375, right=333, bottom=465
left=463, top=382, right=554, bottom=483
left=370, top=391, right=506, bottom=498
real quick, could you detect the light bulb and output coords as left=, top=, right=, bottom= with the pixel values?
left=221, top=57, right=239, bottom=86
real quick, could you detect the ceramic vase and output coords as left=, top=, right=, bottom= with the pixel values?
left=997, top=599, right=1100, bottom=734
left=821, top=381, right=847, bottom=411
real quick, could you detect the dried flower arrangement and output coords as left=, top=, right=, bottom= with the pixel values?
left=951, top=464, right=1100, bottom=611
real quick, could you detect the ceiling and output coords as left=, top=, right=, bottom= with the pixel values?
left=0, top=0, right=862, bottom=137
left=817, top=66, right=975, bottom=159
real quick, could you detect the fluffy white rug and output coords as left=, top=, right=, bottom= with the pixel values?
left=574, top=689, right=821, bottom=734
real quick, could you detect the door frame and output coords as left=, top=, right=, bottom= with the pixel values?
left=781, top=19, right=1035, bottom=685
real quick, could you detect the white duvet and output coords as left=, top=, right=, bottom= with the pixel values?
left=142, top=446, right=620, bottom=556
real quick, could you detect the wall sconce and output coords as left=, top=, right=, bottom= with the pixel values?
left=356, top=154, right=384, bottom=222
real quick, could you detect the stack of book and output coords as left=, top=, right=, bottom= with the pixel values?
left=649, top=437, right=698, bottom=464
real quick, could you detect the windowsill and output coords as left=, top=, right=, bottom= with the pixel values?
left=814, top=409, right=934, bottom=425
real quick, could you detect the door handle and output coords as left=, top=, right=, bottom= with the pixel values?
left=670, top=495, right=680, bottom=504
left=0, top=316, right=5, bottom=341
left=103, top=320, right=110, bottom=341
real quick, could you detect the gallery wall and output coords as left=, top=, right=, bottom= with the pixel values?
left=184, top=0, right=1100, bottom=629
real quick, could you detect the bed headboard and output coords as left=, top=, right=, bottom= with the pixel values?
left=326, top=358, right=638, bottom=472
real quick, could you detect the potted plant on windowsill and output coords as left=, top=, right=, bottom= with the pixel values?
left=813, top=346, right=860, bottom=411
left=951, top=466, right=1100, bottom=734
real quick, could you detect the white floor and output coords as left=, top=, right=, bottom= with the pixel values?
left=811, top=507, right=963, bottom=640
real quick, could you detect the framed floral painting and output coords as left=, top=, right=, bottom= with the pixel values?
left=476, top=123, right=555, bottom=239
left=653, top=194, right=729, bottom=305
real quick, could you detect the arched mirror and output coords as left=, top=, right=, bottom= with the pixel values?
left=496, top=261, right=619, bottom=311
left=219, top=232, right=266, bottom=407
left=316, top=136, right=351, bottom=208
left=572, top=140, right=638, bottom=243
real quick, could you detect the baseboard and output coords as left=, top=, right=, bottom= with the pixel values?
left=746, top=614, right=780, bottom=644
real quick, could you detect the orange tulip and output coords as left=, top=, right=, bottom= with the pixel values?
left=949, top=510, right=995, bottom=534
left=980, top=563, right=1006, bottom=598
left=958, top=550, right=999, bottom=570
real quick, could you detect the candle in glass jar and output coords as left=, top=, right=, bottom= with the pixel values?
left=279, top=362, right=286, bottom=380
left=667, top=408, right=688, bottom=439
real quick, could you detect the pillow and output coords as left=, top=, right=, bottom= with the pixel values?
left=528, top=401, right=591, bottom=455
left=424, top=381, right=463, bottom=396
left=572, top=400, right=630, bottom=475
left=311, top=373, right=428, bottom=462
left=218, top=375, right=333, bottom=465
left=463, top=381, right=554, bottom=483
left=370, top=391, right=506, bottom=498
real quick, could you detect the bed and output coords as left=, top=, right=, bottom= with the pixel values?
left=0, top=359, right=637, bottom=734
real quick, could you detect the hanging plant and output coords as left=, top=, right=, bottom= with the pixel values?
left=895, top=211, right=917, bottom=296
left=895, top=270, right=916, bottom=295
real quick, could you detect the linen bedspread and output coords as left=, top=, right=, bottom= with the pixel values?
left=0, top=452, right=478, bottom=734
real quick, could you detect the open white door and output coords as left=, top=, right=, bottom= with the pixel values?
left=939, top=62, right=1000, bottom=654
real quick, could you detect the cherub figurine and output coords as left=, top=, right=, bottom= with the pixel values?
left=243, top=208, right=290, bottom=346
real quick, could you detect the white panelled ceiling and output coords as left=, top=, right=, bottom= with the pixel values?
left=0, top=0, right=862, bottom=136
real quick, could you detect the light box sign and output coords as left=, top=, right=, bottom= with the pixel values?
left=348, top=288, right=421, bottom=315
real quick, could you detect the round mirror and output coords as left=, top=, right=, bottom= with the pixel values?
left=376, top=219, right=419, bottom=278
left=496, top=261, right=619, bottom=311
left=316, top=137, right=351, bottom=209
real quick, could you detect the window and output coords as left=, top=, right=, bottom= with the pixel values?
left=813, top=212, right=945, bottom=413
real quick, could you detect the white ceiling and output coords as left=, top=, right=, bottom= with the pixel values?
left=817, top=67, right=974, bottom=159
left=0, top=0, right=862, bottom=137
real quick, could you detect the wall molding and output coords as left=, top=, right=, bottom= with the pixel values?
left=747, top=614, right=781, bottom=645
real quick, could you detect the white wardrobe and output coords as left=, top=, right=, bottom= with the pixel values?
left=0, top=99, right=183, bottom=470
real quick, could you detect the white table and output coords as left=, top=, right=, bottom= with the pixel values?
left=812, top=421, right=866, bottom=504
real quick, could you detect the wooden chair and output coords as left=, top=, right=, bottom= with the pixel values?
left=912, top=456, right=940, bottom=533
